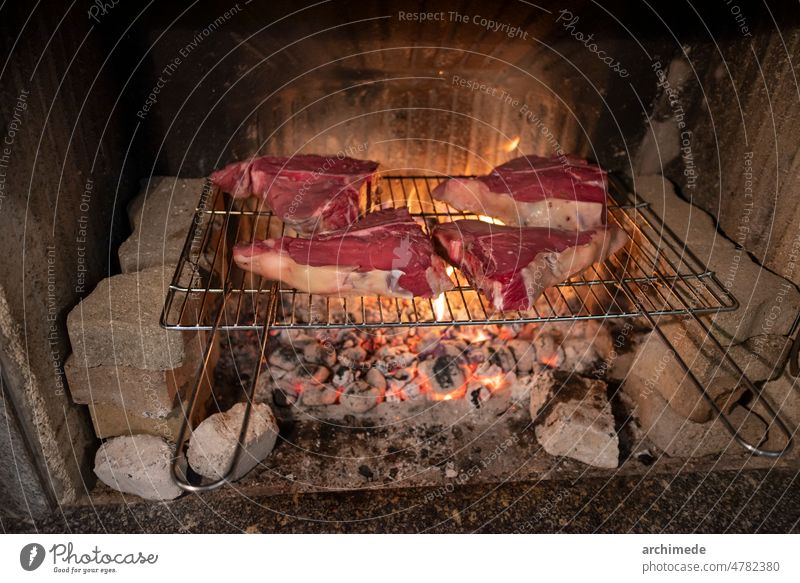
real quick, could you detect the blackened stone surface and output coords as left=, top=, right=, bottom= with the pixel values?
left=3, top=469, right=798, bottom=533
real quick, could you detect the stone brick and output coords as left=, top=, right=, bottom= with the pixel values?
left=118, top=177, right=207, bottom=273
left=624, top=368, right=769, bottom=458
left=94, top=435, right=183, bottom=501
left=629, top=321, right=790, bottom=423
left=87, top=364, right=214, bottom=440
left=633, top=175, right=800, bottom=343
left=67, top=266, right=194, bottom=370
left=65, top=334, right=216, bottom=417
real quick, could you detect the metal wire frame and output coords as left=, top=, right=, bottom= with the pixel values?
left=161, top=176, right=739, bottom=331
left=163, top=175, right=792, bottom=491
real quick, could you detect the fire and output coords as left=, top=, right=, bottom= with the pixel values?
left=433, top=293, right=447, bottom=321
left=481, top=372, right=507, bottom=392
left=477, top=214, right=505, bottom=226
left=432, top=267, right=455, bottom=321
left=504, top=136, right=520, bottom=152
left=541, top=354, right=560, bottom=368
left=471, top=330, right=490, bottom=343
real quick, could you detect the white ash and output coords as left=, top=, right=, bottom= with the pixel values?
left=365, top=367, right=387, bottom=390
left=303, top=341, right=337, bottom=368
left=331, top=366, right=355, bottom=388
left=301, top=384, right=339, bottom=407
left=340, top=381, right=382, bottom=414
left=187, top=402, right=279, bottom=481
left=268, top=345, right=306, bottom=371
left=508, top=339, right=536, bottom=373
left=338, top=345, right=368, bottom=368
left=532, top=332, right=565, bottom=369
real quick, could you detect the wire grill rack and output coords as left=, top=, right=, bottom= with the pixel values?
left=162, top=174, right=793, bottom=492
left=161, top=175, right=738, bottom=331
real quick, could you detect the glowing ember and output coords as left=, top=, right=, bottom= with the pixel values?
left=504, top=136, right=521, bottom=152
left=481, top=372, right=507, bottom=392
left=541, top=354, right=560, bottom=368
left=471, top=330, right=490, bottom=343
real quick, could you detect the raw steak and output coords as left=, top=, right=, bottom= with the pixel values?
left=211, top=154, right=379, bottom=235
left=233, top=209, right=453, bottom=298
left=432, top=220, right=627, bottom=311
left=431, top=154, right=608, bottom=230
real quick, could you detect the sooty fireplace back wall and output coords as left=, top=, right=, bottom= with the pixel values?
left=2, top=0, right=800, bottom=514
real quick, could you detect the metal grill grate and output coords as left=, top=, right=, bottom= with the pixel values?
left=162, top=173, right=794, bottom=491
left=161, top=175, right=738, bottom=331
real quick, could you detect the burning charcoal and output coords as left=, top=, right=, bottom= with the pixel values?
left=272, top=384, right=299, bottom=407
left=386, top=374, right=411, bottom=394
left=303, top=365, right=331, bottom=384
left=487, top=346, right=516, bottom=373
left=463, top=343, right=490, bottom=365
left=529, top=370, right=619, bottom=469
left=419, top=355, right=467, bottom=400
left=268, top=345, right=304, bottom=371
left=331, top=366, right=355, bottom=388
left=274, top=329, right=316, bottom=347
left=385, top=388, right=403, bottom=403
left=365, top=367, right=387, bottom=391
left=413, top=329, right=443, bottom=355
left=559, top=321, right=613, bottom=374
left=374, top=345, right=415, bottom=373
left=509, top=373, right=537, bottom=405
left=508, top=339, right=536, bottom=374
left=532, top=332, right=565, bottom=369
left=401, top=378, right=424, bottom=400
left=339, top=331, right=362, bottom=349
left=301, top=384, right=339, bottom=407
left=467, top=381, right=492, bottom=409
left=434, top=340, right=468, bottom=363
left=303, top=341, right=337, bottom=368
left=339, top=380, right=382, bottom=414
left=338, top=345, right=368, bottom=369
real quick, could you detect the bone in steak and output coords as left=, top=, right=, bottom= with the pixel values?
left=211, top=154, right=379, bottom=235
left=431, top=154, right=607, bottom=230
left=432, top=220, right=627, bottom=311
left=233, top=208, right=453, bottom=298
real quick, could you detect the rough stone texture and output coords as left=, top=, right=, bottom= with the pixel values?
left=87, top=363, right=213, bottom=440
left=188, top=402, right=279, bottom=481
left=0, top=289, right=95, bottom=512
left=118, top=177, right=208, bottom=273
left=762, top=372, right=800, bottom=434
left=0, top=381, right=51, bottom=518
left=94, top=435, right=182, bottom=501
left=630, top=321, right=789, bottom=424
left=529, top=370, right=619, bottom=469
left=633, top=174, right=800, bottom=343
left=0, top=4, right=136, bottom=513
left=626, top=372, right=770, bottom=458
left=66, top=266, right=194, bottom=370
left=64, top=335, right=215, bottom=417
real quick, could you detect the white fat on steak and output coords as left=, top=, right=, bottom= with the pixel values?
left=233, top=208, right=453, bottom=299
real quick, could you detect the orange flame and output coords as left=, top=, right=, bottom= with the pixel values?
left=504, top=136, right=520, bottom=152
left=482, top=372, right=507, bottom=392
left=477, top=214, right=505, bottom=226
